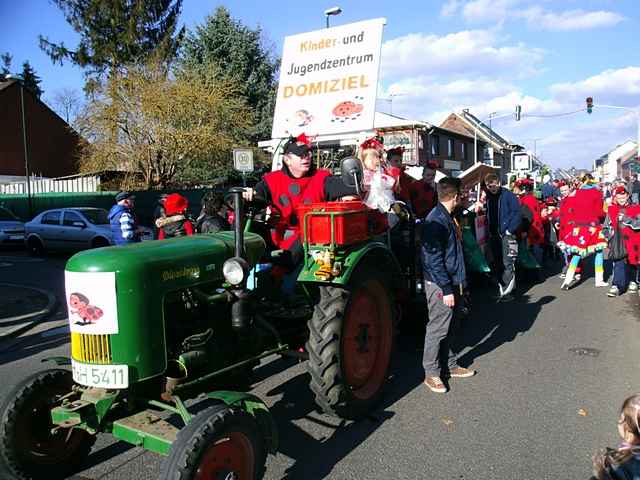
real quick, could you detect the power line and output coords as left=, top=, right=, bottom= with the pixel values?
left=522, top=108, right=587, bottom=119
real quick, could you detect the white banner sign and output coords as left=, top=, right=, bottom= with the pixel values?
left=66, top=271, right=119, bottom=334
left=271, top=18, right=385, bottom=139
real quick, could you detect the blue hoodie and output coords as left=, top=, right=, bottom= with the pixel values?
left=108, top=204, right=139, bottom=245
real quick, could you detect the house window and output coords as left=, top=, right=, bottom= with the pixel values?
left=447, top=138, right=454, bottom=158
left=431, top=135, right=440, bottom=156
left=461, top=143, right=467, bottom=161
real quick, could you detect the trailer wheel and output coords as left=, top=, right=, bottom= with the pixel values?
left=0, top=368, right=95, bottom=480
left=161, top=404, right=266, bottom=480
left=306, top=262, right=395, bottom=419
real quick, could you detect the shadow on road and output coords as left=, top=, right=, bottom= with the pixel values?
left=0, top=328, right=69, bottom=366
left=456, top=288, right=555, bottom=367
left=264, top=338, right=423, bottom=479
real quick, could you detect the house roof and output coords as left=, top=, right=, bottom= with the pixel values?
left=0, top=79, right=18, bottom=93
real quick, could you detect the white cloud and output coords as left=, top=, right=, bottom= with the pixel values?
left=450, top=0, right=624, bottom=31
left=462, top=0, right=519, bottom=23
left=550, top=67, right=640, bottom=107
left=519, top=7, right=625, bottom=31
left=381, top=29, right=544, bottom=79
left=440, top=0, right=462, bottom=17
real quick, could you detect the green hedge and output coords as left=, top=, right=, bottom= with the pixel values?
left=0, top=189, right=219, bottom=226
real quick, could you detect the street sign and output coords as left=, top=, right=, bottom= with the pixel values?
left=233, top=149, right=254, bottom=172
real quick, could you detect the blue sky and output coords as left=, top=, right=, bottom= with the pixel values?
left=1, top=0, right=638, bottom=169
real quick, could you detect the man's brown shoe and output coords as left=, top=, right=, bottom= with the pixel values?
left=448, top=367, right=476, bottom=378
left=424, top=376, right=447, bottom=393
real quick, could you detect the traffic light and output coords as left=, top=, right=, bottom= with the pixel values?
left=586, top=97, right=593, bottom=114
left=515, top=105, right=522, bottom=121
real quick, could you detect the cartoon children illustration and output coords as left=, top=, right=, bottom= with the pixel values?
left=69, top=292, right=104, bottom=325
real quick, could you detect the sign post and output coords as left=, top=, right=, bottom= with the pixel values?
left=233, top=149, right=254, bottom=187
left=271, top=18, right=385, bottom=139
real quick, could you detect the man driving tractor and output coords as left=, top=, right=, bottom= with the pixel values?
left=242, top=133, right=355, bottom=269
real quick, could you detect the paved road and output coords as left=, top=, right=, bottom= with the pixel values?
left=0, top=249, right=637, bottom=480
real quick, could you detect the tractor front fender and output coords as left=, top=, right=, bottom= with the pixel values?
left=206, top=391, right=278, bottom=453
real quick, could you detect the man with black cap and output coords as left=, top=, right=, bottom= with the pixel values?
left=243, top=133, right=354, bottom=267
left=108, top=191, right=141, bottom=245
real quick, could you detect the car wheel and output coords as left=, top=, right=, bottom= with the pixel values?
left=27, top=237, right=44, bottom=257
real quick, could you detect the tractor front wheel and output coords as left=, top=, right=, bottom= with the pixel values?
left=0, top=368, right=95, bottom=480
left=160, top=404, right=266, bottom=480
left=306, top=263, right=395, bottom=419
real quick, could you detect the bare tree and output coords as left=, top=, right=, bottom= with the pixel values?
left=51, top=88, right=83, bottom=125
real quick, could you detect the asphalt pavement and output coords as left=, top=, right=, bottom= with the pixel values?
left=0, top=250, right=638, bottom=480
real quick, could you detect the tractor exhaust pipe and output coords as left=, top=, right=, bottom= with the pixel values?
left=228, top=187, right=245, bottom=259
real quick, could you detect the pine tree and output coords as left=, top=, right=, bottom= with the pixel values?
left=19, top=61, right=43, bottom=98
left=39, top=0, right=185, bottom=86
left=1, top=52, right=12, bottom=79
left=181, top=6, right=279, bottom=142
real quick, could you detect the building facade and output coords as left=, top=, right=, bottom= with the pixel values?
left=440, top=110, right=523, bottom=180
left=0, top=79, right=79, bottom=182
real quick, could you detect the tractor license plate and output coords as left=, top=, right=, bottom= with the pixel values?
left=71, top=360, right=128, bottom=388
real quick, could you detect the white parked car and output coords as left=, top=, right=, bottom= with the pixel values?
left=24, top=208, right=113, bottom=255
left=0, top=206, right=25, bottom=246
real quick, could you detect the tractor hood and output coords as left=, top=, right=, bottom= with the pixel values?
left=66, top=231, right=265, bottom=286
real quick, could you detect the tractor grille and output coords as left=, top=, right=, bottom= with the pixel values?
left=71, top=333, right=112, bottom=364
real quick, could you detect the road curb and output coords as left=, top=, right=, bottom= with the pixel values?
left=0, top=283, right=58, bottom=340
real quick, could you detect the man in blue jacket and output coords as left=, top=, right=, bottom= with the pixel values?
left=108, top=191, right=141, bottom=245
left=421, top=177, right=476, bottom=393
left=483, top=173, right=522, bottom=297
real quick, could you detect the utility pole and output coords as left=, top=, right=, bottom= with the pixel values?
left=17, top=78, right=33, bottom=217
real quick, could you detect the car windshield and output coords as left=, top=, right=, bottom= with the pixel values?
left=76, top=209, right=109, bottom=225
left=0, top=207, right=19, bottom=221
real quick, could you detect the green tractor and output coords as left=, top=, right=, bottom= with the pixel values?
left=0, top=165, right=415, bottom=480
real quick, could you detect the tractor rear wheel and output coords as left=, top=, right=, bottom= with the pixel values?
left=306, top=262, right=395, bottom=419
left=0, top=368, right=95, bottom=480
left=160, top=404, right=266, bottom=480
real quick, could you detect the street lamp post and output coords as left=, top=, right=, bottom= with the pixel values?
left=324, top=6, right=342, bottom=28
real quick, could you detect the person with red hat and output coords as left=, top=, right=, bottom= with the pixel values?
left=386, top=146, right=414, bottom=204
left=603, top=185, right=640, bottom=296
left=513, top=177, right=545, bottom=265
left=243, top=133, right=355, bottom=269
left=156, top=193, right=195, bottom=239
left=549, top=180, right=575, bottom=277
left=358, top=136, right=397, bottom=212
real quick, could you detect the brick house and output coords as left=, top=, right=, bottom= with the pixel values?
left=374, top=113, right=486, bottom=175
left=0, top=79, right=79, bottom=183
left=440, top=109, right=523, bottom=180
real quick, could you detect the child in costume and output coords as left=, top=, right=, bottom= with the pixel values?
left=513, top=178, right=545, bottom=265
left=591, top=394, right=640, bottom=480
left=156, top=193, right=195, bottom=239
left=359, top=136, right=397, bottom=212
left=557, top=174, right=607, bottom=290
left=603, top=185, right=640, bottom=296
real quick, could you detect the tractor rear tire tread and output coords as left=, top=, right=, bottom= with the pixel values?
left=306, top=263, right=395, bottom=419
left=0, top=368, right=95, bottom=480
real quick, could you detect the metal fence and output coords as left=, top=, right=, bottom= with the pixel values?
left=0, top=176, right=101, bottom=194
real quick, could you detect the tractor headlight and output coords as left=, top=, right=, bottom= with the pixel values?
left=222, top=257, right=249, bottom=286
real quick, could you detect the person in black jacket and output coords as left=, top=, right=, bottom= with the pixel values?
left=421, top=177, right=476, bottom=393
left=196, top=192, right=230, bottom=234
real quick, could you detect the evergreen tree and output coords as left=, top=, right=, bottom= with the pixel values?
left=1, top=52, right=12, bottom=79
left=39, top=0, right=185, bottom=86
left=19, top=61, right=43, bottom=98
left=181, top=6, right=279, bottom=142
